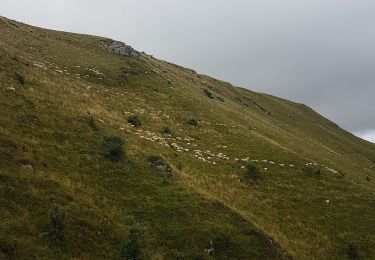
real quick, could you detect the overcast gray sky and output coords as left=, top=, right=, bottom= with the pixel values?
left=2, top=0, right=375, bottom=142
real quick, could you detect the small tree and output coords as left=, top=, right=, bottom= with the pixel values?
left=121, top=217, right=142, bottom=260
left=48, top=206, right=65, bottom=244
left=103, top=136, right=124, bottom=162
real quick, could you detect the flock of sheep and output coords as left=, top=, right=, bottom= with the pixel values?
left=31, top=60, right=339, bottom=175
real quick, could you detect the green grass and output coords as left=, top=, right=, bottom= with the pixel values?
left=0, top=16, right=374, bottom=259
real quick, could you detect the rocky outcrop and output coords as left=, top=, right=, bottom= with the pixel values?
left=102, top=40, right=140, bottom=58
left=147, top=156, right=172, bottom=172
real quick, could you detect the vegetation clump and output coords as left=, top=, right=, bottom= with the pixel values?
left=120, top=217, right=142, bottom=260
left=14, top=72, right=25, bottom=85
left=302, top=166, right=322, bottom=176
left=345, top=243, right=360, bottom=259
left=243, top=164, right=261, bottom=182
left=103, top=136, right=124, bottom=162
left=86, top=114, right=98, bottom=131
left=186, top=116, right=198, bottom=127
left=161, top=126, right=172, bottom=135
left=127, top=116, right=142, bottom=127
left=47, top=206, right=65, bottom=244
left=212, top=234, right=234, bottom=258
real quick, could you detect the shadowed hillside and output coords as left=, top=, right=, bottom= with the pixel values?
left=0, top=16, right=374, bottom=259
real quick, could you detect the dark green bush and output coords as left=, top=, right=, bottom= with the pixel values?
left=127, top=116, right=142, bottom=127
left=346, top=243, right=360, bottom=259
left=186, top=116, right=198, bottom=127
left=103, top=136, right=124, bottom=162
left=48, top=206, right=65, bottom=244
left=14, top=72, right=25, bottom=85
left=244, top=164, right=261, bottom=182
left=86, top=114, right=98, bottom=131
left=161, top=126, right=172, bottom=135
left=121, top=217, right=142, bottom=260
left=302, top=166, right=322, bottom=176
left=212, top=233, right=235, bottom=258
left=203, top=89, right=214, bottom=99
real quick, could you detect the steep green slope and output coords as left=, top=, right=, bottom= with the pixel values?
left=0, top=17, right=374, bottom=259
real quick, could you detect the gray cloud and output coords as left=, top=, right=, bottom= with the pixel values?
left=2, top=0, right=375, bottom=136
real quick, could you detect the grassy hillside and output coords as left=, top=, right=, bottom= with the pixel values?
left=0, top=16, right=374, bottom=259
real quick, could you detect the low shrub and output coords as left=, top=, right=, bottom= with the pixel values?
left=243, top=164, right=261, bottom=182
left=86, top=114, right=98, bottom=131
left=212, top=233, right=235, bottom=258
left=345, top=243, right=360, bottom=259
left=121, top=217, right=142, bottom=260
left=47, top=206, right=65, bottom=244
left=14, top=72, right=25, bottom=85
left=127, top=116, right=142, bottom=127
left=161, top=126, right=172, bottom=135
left=186, top=116, right=198, bottom=127
left=103, top=136, right=124, bottom=162
left=302, top=166, right=322, bottom=176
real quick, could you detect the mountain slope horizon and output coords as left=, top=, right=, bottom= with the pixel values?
left=1, top=16, right=374, bottom=259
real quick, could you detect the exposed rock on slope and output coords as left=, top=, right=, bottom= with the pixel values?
left=102, top=40, right=139, bottom=57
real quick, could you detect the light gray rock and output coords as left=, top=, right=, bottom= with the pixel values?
left=102, top=40, right=139, bottom=58
left=21, top=164, right=33, bottom=171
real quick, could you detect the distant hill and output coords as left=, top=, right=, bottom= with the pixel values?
left=0, top=16, right=374, bottom=259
